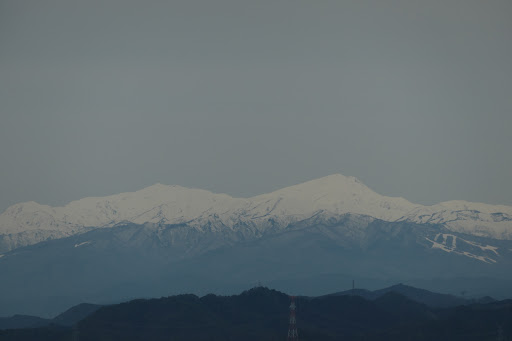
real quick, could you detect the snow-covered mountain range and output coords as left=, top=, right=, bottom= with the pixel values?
left=1, top=174, right=511, bottom=253
left=2, top=174, right=512, bottom=317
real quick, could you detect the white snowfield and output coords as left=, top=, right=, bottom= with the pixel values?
left=0, top=174, right=511, bottom=251
left=425, top=233, right=500, bottom=264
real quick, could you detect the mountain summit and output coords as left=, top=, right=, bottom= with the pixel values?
left=1, top=174, right=511, bottom=253
left=1, top=174, right=512, bottom=317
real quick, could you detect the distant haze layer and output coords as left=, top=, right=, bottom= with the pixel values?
left=1, top=0, right=511, bottom=212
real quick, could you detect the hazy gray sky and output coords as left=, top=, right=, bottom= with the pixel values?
left=1, top=0, right=511, bottom=212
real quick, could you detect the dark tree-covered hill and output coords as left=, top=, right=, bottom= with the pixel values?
left=1, top=287, right=511, bottom=341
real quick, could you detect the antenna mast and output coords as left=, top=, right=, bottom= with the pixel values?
left=287, top=296, right=298, bottom=341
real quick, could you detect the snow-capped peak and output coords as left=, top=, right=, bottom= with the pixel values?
left=245, top=174, right=420, bottom=223
left=1, top=174, right=511, bottom=253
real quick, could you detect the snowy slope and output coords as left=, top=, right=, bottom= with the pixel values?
left=243, top=174, right=419, bottom=223
left=1, top=174, right=511, bottom=252
left=0, top=185, right=244, bottom=252
left=402, top=201, right=512, bottom=239
left=0, top=185, right=242, bottom=234
left=0, top=175, right=418, bottom=235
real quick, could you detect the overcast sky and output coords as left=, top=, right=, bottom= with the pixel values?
left=1, top=0, right=511, bottom=212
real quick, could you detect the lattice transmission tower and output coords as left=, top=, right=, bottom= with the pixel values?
left=287, top=296, right=298, bottom=341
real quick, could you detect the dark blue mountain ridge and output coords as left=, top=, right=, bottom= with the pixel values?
left=1, top=213, right=511, bottom=317
left=3, top=286, right=512, bottom=341
left=326, top=283, right=495, bottom=308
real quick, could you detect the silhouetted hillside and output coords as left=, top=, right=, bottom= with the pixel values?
left=0, top=315, right=50, bottom=330
left=74, top=287, right=443, bottom=341
left=52, top=303, right=102, bottom=327
left=363, top=299, right=512, bottom=341
left=78, top=287, right=290, bottom=341
left=0, top=303, right=102, bottom=331
left=329, top=283, right=479, bottom=308
left=1, top=287, right=511, bottom=341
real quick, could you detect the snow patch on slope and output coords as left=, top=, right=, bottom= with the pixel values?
left=425, top=234, right=500, bottom=264
left=74, top=241, right=91, bottom=248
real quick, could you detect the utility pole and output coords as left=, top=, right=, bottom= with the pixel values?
left=287, top=296, right=298, bottom=341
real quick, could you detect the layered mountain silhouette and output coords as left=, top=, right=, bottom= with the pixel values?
left=1, top=287, right=511, bottom=341
left=1, top=174, right=511, bottom=317
left=326, top=283, right=496, bottom=308
left=0, top=303, right=101, bottom=330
